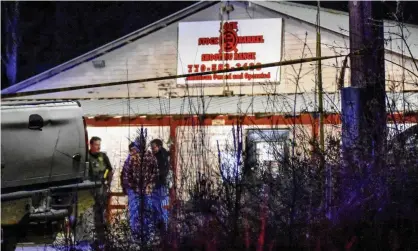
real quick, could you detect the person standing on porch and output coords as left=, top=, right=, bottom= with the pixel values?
left=121, top=137, right=158, bottom=244
left=150, top=139, right=172, bottom=232
left=121, top=142, right=138, bottom=195
left=88, top=136, right=113, bottom=249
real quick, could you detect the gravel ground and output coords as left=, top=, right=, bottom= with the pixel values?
left=15, top=243, right=92, bottom=251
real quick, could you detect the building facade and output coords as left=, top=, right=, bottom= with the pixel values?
left=2, top=1, right=417, bottom=214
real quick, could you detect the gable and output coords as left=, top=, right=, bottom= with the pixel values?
left=256, top=1, right=418, bottom=59
left=1, top=1, right=218, bottom=95
left=2, top=1, right=417, bottom=100
left=4, top=1, right=326, bottom=99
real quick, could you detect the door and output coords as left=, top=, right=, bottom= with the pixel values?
left=1, top=108, right=56, bottom=188
left=47, top=104, right=86, bottom=183
left=1, top=103, right=86, bottom=189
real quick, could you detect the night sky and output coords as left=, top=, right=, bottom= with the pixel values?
left=2, top=1, right=417, bottom=90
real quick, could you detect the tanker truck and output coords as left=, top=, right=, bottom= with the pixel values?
left=1, top=101, right=102, bottom=250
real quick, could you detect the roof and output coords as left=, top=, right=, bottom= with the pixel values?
left=2, top=0, right=417, bottom=96
left=2, top=92, right=416, bottom=116
left=1, top=1, right=218, bottom=95
left=256, top=1, right=418, bottom=58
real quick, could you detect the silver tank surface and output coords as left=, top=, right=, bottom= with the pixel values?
left=1, top=101, right=87, bottom=190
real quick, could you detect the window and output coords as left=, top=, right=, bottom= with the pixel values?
left=256, top=141, right=285, bottom=162
left=245, top=128, right=290, bottom=176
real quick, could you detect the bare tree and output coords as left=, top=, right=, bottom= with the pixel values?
left=45, top=4, right=418, bottom=251
left=1, top=1, right=19, bottom=89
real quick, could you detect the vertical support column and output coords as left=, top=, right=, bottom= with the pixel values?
left=169, top=119, right=178, bottom=205
left=168, top=118, right=178, bottom=250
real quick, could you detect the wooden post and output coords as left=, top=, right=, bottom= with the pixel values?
left=340, top=0, right=386, bottom=221
left=169, top=119, right=178, bottom=250
left=316, top=0, right=325, bottom=154
left=346, top=1, right=386, bottom=168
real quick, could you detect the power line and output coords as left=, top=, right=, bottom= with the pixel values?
left=1, top=54, right=348, bottom=99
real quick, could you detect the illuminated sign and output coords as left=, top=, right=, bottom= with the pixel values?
left=177, top=19, right=282, bottom=85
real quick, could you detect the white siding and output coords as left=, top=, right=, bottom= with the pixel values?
left=88, top=123, right=312, bottom=200
left=176, top=123, right=313, bottom=200
left=323, top=122, right=417, bottom=152
left=9, top=1, right=416, bottom=99
left=14, top=2, right=352, bottom=99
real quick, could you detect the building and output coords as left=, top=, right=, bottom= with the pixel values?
left=2, top=1, right=417, bottom=215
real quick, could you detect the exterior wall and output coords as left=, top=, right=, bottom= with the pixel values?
left=12, top=1, right=416, bottom=101
left=280, top=18, right=350, bottom=93
left=7, top=1, right=417, bottom=101
left=87, top=120, right=313, bottom=201
left=323, top=121, right=417, bottom=153
left=386, top=52, right=418, bottom=92
left=91, top=114, right=416, bottom=212
left=176, top=123, right=312, bottom=200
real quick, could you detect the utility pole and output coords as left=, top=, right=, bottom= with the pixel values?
left=342, top=1, right=386, bottom=166
left=342, top=0, right=386, bottom=199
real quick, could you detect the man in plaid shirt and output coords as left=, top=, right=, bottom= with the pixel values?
left=121, top=137, right=159, bottom=244
left=121, top=143, right=137, bottom=195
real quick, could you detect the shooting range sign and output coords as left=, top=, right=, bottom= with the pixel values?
left=177, top=19, right=282, bottom=85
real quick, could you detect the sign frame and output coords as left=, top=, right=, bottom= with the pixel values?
left=176, top=18, right=283, bottom=86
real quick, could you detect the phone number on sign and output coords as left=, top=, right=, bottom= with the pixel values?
left=187, top=62, right=262, bottom=73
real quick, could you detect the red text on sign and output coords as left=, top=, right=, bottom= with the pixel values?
left=201, top=52, right=256, bottom=61
left=187, top=62, right=262, bottom=74
left=198, top=36, right=265, bottom=46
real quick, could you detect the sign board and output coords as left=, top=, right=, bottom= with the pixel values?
left=212, top=119, right=226, bottom=125
left=177, top=19, right=282, bottom=85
